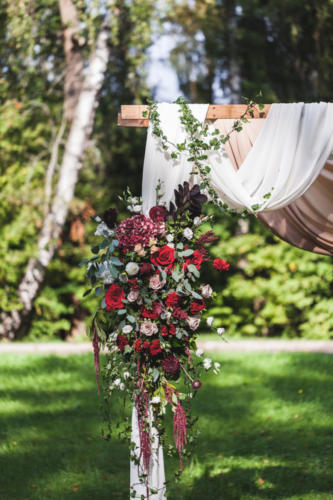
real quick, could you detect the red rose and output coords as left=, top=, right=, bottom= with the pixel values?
left=151, top=245, right=175, bottom=271
left=165, top=292, right=180, bottom=309
left=213, top=258, right=230, bottom=272
left=184, top=249, right=204, bottom=271
left=142, top=340, right=149, bottom=349
left=190, top=299, right=206, bottom=314
left=172, top=307, right=188, bottom=320
left=142, top=301, right=162, bottom=319
left=140, top=263, right=153, bottom=275
left=117, top=334, right=129, bottom=351
left=162, top=356, right=180, bottom=374
left=161, top=325, right=168, bottom=337
left=134, top=339, right=142, bottom=352
left=105, top=284, right=125, bottom=310
left=149, top=205, right=167, bottom=222
left=150, top=339, right=162, bottom=356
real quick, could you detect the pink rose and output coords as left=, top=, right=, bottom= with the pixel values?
left=140, top=321, right=158, bottom=336
left=187, top=316, right=201, bottom=331
left=149, top=274, right=166, bottom=290
left=201, top=284, right=213, bottom=298
left=127, top=290, right=140, bottom=302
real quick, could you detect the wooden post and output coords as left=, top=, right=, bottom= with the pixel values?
left=118, top=104, right=271, bottom=127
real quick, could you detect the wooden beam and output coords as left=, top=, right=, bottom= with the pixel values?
left=118, top=104, right=271, bottom=127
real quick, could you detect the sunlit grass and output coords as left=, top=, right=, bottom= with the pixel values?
left=0, top=353, right=333, bottom=499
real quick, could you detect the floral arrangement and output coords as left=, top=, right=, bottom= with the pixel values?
left=82, top=181, right=229, bottom=491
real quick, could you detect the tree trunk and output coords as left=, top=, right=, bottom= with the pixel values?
left=0, top=12, right=111, bottom=339
left=59, top=0, right=85, bottom=121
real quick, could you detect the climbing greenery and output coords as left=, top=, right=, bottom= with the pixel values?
left=144, top=96, right=266, bottom=215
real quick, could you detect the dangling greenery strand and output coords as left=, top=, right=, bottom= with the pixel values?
left=143, top=95, right=266, bottom=216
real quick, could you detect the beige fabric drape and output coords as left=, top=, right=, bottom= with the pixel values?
left=214, top=119, right=333, bottom=256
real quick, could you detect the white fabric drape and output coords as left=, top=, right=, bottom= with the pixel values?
left=142, top=102, right=333, bottom=214
left=130, top=405, right=166, bottom=499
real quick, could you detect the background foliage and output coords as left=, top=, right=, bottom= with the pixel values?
left=0, top=0, right=332, bottom=340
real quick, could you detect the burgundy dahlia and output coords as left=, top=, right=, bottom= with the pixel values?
left=162, top=356, right=180, bottom=375
left=140, top=263, right=153, bottom=275
left=149, top=205, right=167, bottom=222
left=192, top=380, right=202, bottom=390
left=116, top=215, right=163, bottom=249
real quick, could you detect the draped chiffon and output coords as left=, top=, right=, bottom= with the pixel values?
left=215, top=119, right=333, bottom=256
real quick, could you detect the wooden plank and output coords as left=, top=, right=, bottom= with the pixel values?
left=118, top=104, right=271, bottom=127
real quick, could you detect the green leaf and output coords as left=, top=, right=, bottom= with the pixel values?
left=127, top=315, right=136, bottom=323
left=187, top=264, right=200, bottom=277
left=172, top=270, right=180, bottom=282
left=176, top=242, right=184, bottom=250
left=179, top=249, right=194, bottom=257
left=91, top=244, right=100, bottom=254
left=79, top=258, right=89, bottom=267
left=110, top=257, right=123, bottom=266
left=152, top=368, right=160, bottom=382
left=117, top=309, right=126, bottom=315
left=83, top=288, right=92, bottom=297
left=101, top=297, right=106, bottom=309
left=95, top=286, right=103, bottom=297
left=191, top=290, right=203, bottom=300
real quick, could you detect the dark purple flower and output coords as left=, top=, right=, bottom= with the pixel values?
left=192, top=380, right=202, bottom=390
left=102, top=208, right=118, bottom=228
left=162, top=356, right=180, bottom=375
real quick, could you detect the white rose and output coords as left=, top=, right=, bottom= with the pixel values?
left=217, top=327, right=225, bottom=336
left=193, top=216, right=201, bottom=226
left=196, top=348, right=204, bottom=357
left=184, top=227, right=193, bottom=240
left=119, top=383, right=125, bottom=391
left=109, top=332, right=117, bottom=342
left=133, top=205, right=142, bottom=213
left=131, top=197, right=139, bottom=204
left=166, top=233, right=174, bottom=242
left=201, top=284, right=213, bottom=298
left=127, top=290, right=139, bottom=302
left=114, top=378, right=121, bottom=387
left=125, top=262, right=139, bottom=276
left=187, top=315, right=201, bottom=331
left=123, top=371, right=130, bottom=380
left=203, top=358, right=212, bottom=370
left=122, top=325, right=133, bottom=334
left=206, top=316, right=214, bottom=327
left=140, top=321, right=158, bottom=336
left=151, top=396, right=161, bottom=404
left=214, top=362, right=221, bottom=371
left=149, top=274, right=166, bottom=290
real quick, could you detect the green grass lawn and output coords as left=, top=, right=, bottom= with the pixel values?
left=1, top=353, right=333, bottom=500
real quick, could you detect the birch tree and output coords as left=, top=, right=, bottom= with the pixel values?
left=0, top=3, right=112, bottom=338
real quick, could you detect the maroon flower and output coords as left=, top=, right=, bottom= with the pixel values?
left=149, top=205, right=167, bottom=222
left=184, top=249, right=204, bottom=271
left=165, top=292, right=180, bottom=309
left=105, top=284, right=125, bottom=310
left=190, top=299, right=206, bottom=314
left=162, top=356, right=180, bottom=375
left=192, top=380, right=202, bottom=390
left=150, top=245, right=175, bottom=271
left=141, top=301, right=162, bottom=319
left=172, top=307, right=188, bottom=321
left=150, top=339, right=162, bottom=356
left=117, top=334, right=129, bottom=352
left=116, top=215, right=162, bottom=249
left=213, top=258, right=230, bottom=272
left=102, top=208, right=117, bottom=228
left=140, top=263, right=153, bottom=275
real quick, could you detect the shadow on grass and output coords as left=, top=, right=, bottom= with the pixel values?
left=1, top=353, right=333, bottom=499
